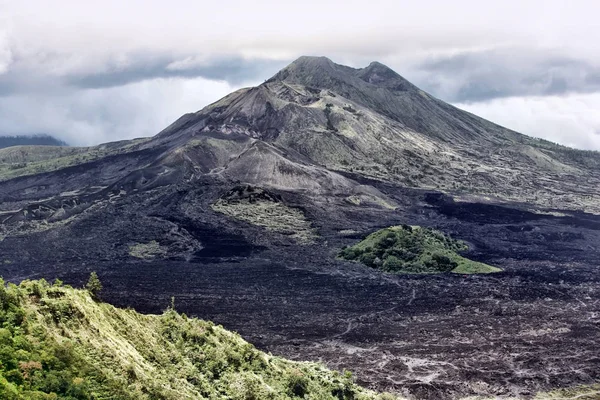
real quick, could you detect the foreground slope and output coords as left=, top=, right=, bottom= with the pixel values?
left=0, top=278, right=395, bottom=400
left=3, top=280, right=599, bottom=400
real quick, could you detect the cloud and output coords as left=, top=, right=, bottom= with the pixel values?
left=0, top=0, right=599, bottom=149
left=67, top=55, right=287, bottom=89
left=0, top=77, right=238, bottom=146
left=455, top=93, right=600, bottom=150
left=404, top=48, right=600, bottom=103
left=0, top=31, right=12, bottom=75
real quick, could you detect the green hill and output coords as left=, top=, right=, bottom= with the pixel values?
left=339, top=225, right=501, bottom=274
left=0, top=278, right=397, bottom=400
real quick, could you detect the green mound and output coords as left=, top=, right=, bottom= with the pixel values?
left=0, top=278, right=398, bottom=400
left=339, top=225, right=501, bottom=275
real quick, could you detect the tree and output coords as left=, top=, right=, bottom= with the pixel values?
left=85, top=272, right=102, bottom=299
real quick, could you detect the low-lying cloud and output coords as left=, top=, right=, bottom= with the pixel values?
left=407, top=48, right=600, bottom=103
left=0, top=77, right=238, bottom=146
left=67, top=55, right=287, bottom=89
left=456, top=93, right=600, bottom=150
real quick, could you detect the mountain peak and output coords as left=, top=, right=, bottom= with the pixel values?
left=268, top=56, right=416, bottom=94
left=363, top=60, right=397, bottom=76
left=268, top=56, right=341, bottom=84
left=357, top=61, right=415, bottom=91
left=289, top=55, right=335, bottom=67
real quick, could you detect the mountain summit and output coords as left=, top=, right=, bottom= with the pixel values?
left=270, top=56, right=417, bottom=93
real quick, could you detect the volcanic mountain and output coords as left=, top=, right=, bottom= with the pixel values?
left=1, top=57, right=600, bottom=399
left=152, top=55, right=600, bottom=211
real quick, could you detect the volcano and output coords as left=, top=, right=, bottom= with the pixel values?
left=1, top=56, right=600, bottom=399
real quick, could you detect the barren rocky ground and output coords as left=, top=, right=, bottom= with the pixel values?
left=2, top=176, right=599, bottom=399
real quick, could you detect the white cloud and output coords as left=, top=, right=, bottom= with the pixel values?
left=455, top=93, right=600, bottom=150
left=5, top=1, right=600, bottom=68
left=166, top=56, right=212, bottom=72
left=0, top=30, right=12, bottom=75
left=0, top=77, right=240, bottom=146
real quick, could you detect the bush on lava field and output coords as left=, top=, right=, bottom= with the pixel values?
left=339, top=225, right=500, bottom=274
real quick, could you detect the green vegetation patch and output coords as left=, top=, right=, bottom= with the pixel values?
left=533, top=384, right=600, bottom=399
left=0, top=277, right=398, bottom=400
left=339, top=225, right=501, bottom=275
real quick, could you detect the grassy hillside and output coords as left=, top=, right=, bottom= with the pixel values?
left=0, top=278, right=398, bottom=400
left=339, top=225, right=501, bottom=274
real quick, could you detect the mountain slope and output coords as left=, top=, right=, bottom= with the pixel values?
left=2, top=57, right=599, bottom=212
left=147, top=56, right=600, bottom=212
left=0, top=134, right=67, bottom=149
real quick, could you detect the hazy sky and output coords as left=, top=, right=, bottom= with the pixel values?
left=1, top=0, right=599, bottom=149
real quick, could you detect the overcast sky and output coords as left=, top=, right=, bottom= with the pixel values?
left=0, top=0, right=599, bottom=149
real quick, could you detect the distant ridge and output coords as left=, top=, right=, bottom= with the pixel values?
left=0, top=134, right=68, bottom=149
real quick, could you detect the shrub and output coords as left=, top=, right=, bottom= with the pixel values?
left=85, top=272, right=102, bottom=299
left=339, top=226, right=498, bottom=275
left=382, top=256, right=404, bottom=272
left=287, top=369, right=309, bottom=397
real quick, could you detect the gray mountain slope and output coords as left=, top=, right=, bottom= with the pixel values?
left=146, top=56, right=600, bottom=212
left=2, top=56, right=599, bottom=217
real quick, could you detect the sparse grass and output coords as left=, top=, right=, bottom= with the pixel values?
left=451, top=257, right=501, bottom=274
left=533, top=384, right=600, bottom=399
left=339, top=225, right=501, bottom=274
left=0, top=278, right=399, bottom=399
left=345, top=195, right=396, bottom=210
left=129, top=241, right=168, bottom=259
left=212, top=198, right=318, bottom=244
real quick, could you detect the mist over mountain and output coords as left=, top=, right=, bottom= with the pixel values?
left=1, top=57, right=599, bottom=399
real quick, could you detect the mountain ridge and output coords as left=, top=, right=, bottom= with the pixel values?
left=2, top=57, right=600, bottom=211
